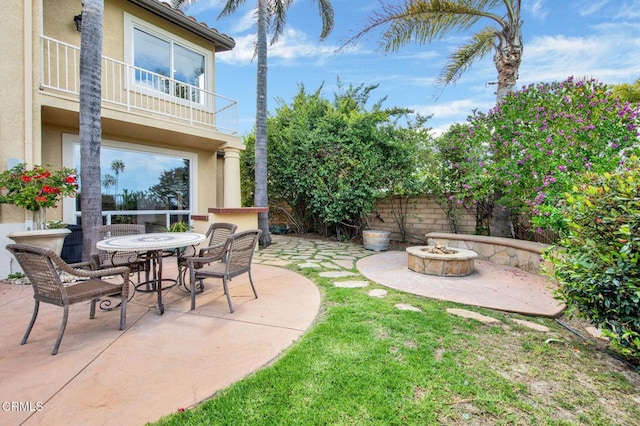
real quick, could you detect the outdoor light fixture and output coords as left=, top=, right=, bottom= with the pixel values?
left=74, top=13, right=82, bottom=32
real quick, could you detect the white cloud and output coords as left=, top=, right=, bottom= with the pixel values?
left=217, top=27, right=342, bottom=66
left=578, top=0, right=611, bottom=17
left=405, top=76, right=438, bottom=88
left=178, top=1, right=255, bottom=32
left=392, top=50, right=440, bottom=61
left=217, top=33, right=256, bottom=64
left=230, top=8, right=256, bottom=33
left=178, top=0, right=220, bottom=16
left=409, top=98, right=493, bottom=120
left=613, top=0, right=640, bottom=19
left=525, top=0, right=547, bottom=20
left=520, top=34, right=640, bottom=84
left=428, top=122, right=456, bottom=138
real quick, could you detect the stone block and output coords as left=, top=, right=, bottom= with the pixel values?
left=424, top=259, right=444, bottom=276
left=471, top=242, right=495, bottom=259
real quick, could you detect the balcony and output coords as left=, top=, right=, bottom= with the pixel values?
left=39, top=35, right=238, bottom=135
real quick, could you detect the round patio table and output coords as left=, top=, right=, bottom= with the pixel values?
left=97, top=232, right=206, bottom=314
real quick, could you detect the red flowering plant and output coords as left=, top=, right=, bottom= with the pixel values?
left=0, top=163, right=78, bottom=230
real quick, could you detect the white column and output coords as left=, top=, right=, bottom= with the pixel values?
left=222, top=148, right=242, bottom=208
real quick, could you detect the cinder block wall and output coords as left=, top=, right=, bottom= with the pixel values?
left=366, top=196, right=476, bottom=243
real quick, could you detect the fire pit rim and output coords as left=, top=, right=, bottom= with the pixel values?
left=405, top=246, right=478, bottom=260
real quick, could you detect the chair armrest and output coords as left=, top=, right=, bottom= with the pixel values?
left=68, top=261, right=94, bottom=270
left=184, top=254, right=220, bottom=267
left=53, top=255, right=131, bottom=280
left=198, top=243, right=226, bottom=258
left=186, top=237, right=231, bottom=266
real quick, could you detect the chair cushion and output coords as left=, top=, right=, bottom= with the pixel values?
left=36, top=279, right=124, bottom=305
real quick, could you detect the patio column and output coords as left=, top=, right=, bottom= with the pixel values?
left=222, top=147, right=242, bottom=208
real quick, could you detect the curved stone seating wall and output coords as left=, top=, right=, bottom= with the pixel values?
left=425, top=232, right=551, bottom=274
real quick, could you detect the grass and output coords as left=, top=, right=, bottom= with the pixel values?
left=153, top=259, right=640, bottom=425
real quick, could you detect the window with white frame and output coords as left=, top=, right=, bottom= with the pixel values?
left=125, top=13, right=208, bottom=104
left=62, top=135, right=198, bottom=229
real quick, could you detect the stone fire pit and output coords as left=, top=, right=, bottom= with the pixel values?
left=406, top=244, right=478, bottom=277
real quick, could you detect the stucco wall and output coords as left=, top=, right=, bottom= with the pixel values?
left=0, top=0, right=239, bottom=277
left=1, top=1, right=26, bottom=165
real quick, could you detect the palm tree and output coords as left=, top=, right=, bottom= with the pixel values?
left=102, top=174, right=116, bottom=195
left=78, top=0, right=104, bottom=259
left=347, top=0, right=522, bottom=237
left=172, top=0, right=335, bottom=246
left=110, top=159, right=125, bottom=205
left=347, top=0, right=522, bottom=103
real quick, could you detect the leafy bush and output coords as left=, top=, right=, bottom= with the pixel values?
left=451, top=77, right=640, bottom=234
left=424, top=123, right=493, bottom=234
left=242, top=82, right=426, bottom=238
left=46, top=220, right=68, bottom=229
left=543, top=155, right=640, bottom=363
left=166, top=221, right=193, bottom=232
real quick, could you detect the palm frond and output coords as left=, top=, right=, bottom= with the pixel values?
left=343, top=0, right=505, bottom=52
left=268, top=0, right=333, bottom=45
left=436, top=26, right=496, bottom=87
left=218, top=0, right=250, bottom=19
left=316, top=0, right=335, bottom=40
left=268, top=0, right=294, bottom=45
left=170, top=0, right=197, bottom=10
left=501, top=0, right=521, bottom=26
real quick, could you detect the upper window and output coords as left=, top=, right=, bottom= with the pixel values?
left=125, top=14, right=209, bottom=104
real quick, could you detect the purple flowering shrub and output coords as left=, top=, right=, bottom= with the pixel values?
left=453, top=77, right=640, bottom=233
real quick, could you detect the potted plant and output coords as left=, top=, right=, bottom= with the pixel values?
left=165, top=221, right=194, bottom=256
left=0, top=163, right=78, bottom=254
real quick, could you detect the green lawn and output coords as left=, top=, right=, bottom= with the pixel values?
left=153, top=264, right=640, bottom=425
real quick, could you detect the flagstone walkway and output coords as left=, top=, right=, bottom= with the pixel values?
left=255, top=235, right=564, bottom=317
left=254, top=235, right=372, bottom=270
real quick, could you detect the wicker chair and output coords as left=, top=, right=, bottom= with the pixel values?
left=176, top=222, right=238, bottom=289
left=90, top=224, right=150, bottom=283
left=185, top=229, right=261, bottom=312
left=6, top=244, right=130, bottom=355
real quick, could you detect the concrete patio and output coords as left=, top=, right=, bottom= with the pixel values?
left=0, top=257, right=320, bottom=425
left=0, top=235, right=564, bottom=425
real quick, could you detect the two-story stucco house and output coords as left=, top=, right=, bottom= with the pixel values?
left=1, top=0, right=259, bottom=274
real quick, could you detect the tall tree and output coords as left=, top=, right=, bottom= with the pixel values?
left=79, top=0, right=104, bottom=260
left=173, top=0, right=335, bottom=246
left=611, top=77, right=640, bottom=103
left=346, top=0, right=523, bottom=103
left=148, top=160, right=190, bottom=210
left=346, top=0, right=523, bottom=237
left=110, top=159, right=125, bottom=203
left=102, top=174, right=116, bottom=196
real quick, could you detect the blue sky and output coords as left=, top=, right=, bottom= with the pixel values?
left=181, top=0, right=640, bottom=137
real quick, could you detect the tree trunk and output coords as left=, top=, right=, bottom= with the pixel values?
left=489, top=189, right=513, bottom=237
left=494, top=36, right=522, bottom=103
left=491, top=13, right=522, bottom=237
left=254, top=0, right=271, bottom=246
left=79, top=0, right=104, bottom=260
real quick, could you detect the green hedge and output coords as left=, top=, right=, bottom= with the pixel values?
left=544, top=154, right=640, bottom=364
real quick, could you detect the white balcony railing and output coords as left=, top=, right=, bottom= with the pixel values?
left=40, top=35, right=238, bottom=135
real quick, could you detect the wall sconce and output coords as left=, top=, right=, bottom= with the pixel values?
left=74, top=13, right=82, bottom=32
